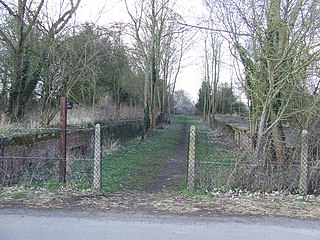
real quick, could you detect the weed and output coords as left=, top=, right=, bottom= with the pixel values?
left=101, top=139, right=120, bottom=157
left=297, top=202, right=308, bottom=209
left=45, top=179, right=61, bottom=191
left=11, top=190, right=26, bottom=199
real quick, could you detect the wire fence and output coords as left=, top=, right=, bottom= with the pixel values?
left=0, top=125, right=95, bottom=189
left=0, top=119, right=144, bottom=190
left=187, top=124, right=320, bottom=195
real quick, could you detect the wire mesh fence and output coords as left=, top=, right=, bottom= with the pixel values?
left=0, top=119, right=144, bottom=190
left=187, top=124, right=320, bottom=195
left=0, top=125, right=95, bottom=189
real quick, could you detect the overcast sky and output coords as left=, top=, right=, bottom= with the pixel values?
left=76, top=0, right=232, bottom=102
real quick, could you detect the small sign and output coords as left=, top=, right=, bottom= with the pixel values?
left=66, top=100, right=73, bottom=110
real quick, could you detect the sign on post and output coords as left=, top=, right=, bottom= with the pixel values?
left=66, top=100, right=73, bottom=110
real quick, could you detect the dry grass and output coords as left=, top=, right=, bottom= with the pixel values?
left=0, top=113, right=42, bottom=130
left=1, top=187, right=320, bottom=219
left=50, top=105, right=143, bottom=126
left=0, top=96, right=144, bottom=128
left=101, top=138, right=121, bottom=157
left=56, top=96, right=144, bottom=126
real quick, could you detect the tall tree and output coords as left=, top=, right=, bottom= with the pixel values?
left=202, top=30, right=222, bottom=126
left=125, top=0, right=183, bottom=131
left=0, top=0, right=80, bottom=121
left=207, top=0, right=320, bottom=163
left=197, top=80, right=211, bottom=118
left=216, top=82, right=236, bottom=114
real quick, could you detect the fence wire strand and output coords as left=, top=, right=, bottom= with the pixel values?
left=188, top=125, right=320, bottom=195
left=0, top=120, right=144, bottom=190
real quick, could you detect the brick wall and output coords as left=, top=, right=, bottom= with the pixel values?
left=0, top=129, right=94, bottom=184
left=0, top=119, right=144, bottom=185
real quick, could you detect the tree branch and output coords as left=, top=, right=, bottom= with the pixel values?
left=25, top=0, right=44, bottom=37
left=0, top=30, right=15, bottom=50
left=0, top=0, right=18, bottom=18
left=51, top=0, right=81, bottom=35
left=176, top=21, right=251, bottom=36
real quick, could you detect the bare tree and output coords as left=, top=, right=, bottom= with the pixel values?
left=205, top=0, right=320, bottom=163
left=202, top=30, right=222, bottom=126
left=0, top=0, right=80, bottom=121
left=125, top=0, right=184, bottom=131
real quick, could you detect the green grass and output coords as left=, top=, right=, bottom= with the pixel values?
left=189, top=121, right=252, bottom=192
left=11, top=190, right=26, bottom=199
left=175, top=116, right=235, bottom=164
left=194, top=126, right=243, bottom=165
left=3, top=115, right=196, bottom=193
left=172, top=115, right=241, bottom=192
left=195, top=142, right=239, bottom=165
left=23, top=159, right=93, bottom=191
left=172, top=115, right=202, bottom=127
left=101, top=117, right=185, bottom=193
left=164, top=174, right=188, bottom=192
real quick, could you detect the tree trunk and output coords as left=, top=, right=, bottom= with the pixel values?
left=7, top=48, right=24, bottom=121
left=270, top=110, right=286, bottom=165
left=150, top=79, right=158, bottom=130
left=253, top=103, right=268, bottom=163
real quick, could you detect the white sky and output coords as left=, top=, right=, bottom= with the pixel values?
left=76, top=0, right=233, bottom=102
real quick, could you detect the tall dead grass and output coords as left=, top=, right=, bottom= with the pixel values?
left=0, top=96, right=144, bottom=128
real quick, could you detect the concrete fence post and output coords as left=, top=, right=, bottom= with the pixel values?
left=187, top=125, right=196, bottom=191
left=59, top=96, right=67, bottom=183
left=299, top=129, right=308, bottom=194
left=93, top=124, right=101, bottom=191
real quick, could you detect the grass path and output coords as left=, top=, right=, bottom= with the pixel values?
left=144, top=121, right=188, bottom=192
left=101, top=115, right=194, bottom=193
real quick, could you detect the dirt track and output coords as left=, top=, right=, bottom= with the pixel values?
left=145, top=122, right=188, bottom=192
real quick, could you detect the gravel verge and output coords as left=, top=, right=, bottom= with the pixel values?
left=1, top=187, right=320, bottom=219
